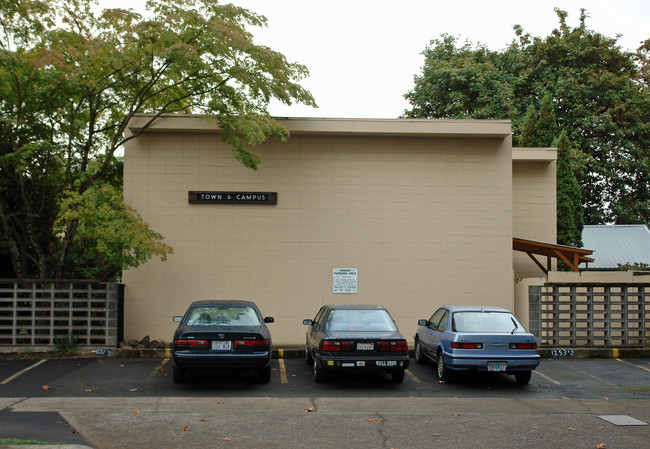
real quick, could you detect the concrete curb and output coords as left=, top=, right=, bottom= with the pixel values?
left=2, top=346, right=649, bottom=360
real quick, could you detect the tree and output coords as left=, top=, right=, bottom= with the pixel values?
left=404, top=8, right=650, bottom=226
left=555, top=130, right=584, bottom=248
left=0, top=0, right=316, bottom=279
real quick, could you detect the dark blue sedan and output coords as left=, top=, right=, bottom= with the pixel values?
left=414, top=305, right=540, bottom=384
left=303, top=304, right=410, bottom=383
left=171, top=300, right=274, bottom=383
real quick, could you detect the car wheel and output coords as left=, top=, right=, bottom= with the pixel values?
left=414, top=340, right=426, bottom=365
left=391, top=369, right=405, bottom=383
left=258, top=364, right=271, bottom=383
left=437, top=352, right=452, bottom=382
left=172, top=365, right=185, bottom=383
left=514, top=370, right=532, bottom=385
left=305, top=344, right=314, bottom=365
left=313, top=358, right=327, bottom=382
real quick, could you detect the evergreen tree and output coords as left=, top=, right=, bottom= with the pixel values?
left=555, top=131, right=584, bottom=248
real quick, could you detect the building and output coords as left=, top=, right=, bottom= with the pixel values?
left=122, top=116, right=557, bottom=345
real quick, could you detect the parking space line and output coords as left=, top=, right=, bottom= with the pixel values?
left=616, top=357, right=650, bottom=373
left=148, top=348, right=170, bottom=380
left=0, top=359, right=47, bottom=385
left=278, top=349, right=288, bottom=384
left=533, top=370, right=561, bottom=385
left=405, top=369, right=420, bottom=383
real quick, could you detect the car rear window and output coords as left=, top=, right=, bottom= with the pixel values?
left=185, top=306, right=261, bottom=326
left=453, top=312, right=522, bottom=333
left=324, top=309, right=397, bottom=332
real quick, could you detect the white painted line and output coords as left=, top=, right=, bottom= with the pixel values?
left=616, top=357, right=650, bottom=373
left=533, top=369, right=561, bottom=385
left=0, top=359, right=47, bottom=384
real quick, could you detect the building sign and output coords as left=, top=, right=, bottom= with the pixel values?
left=189, top=191, right=277, bottom=205
left=333, top=268, right=358, bottom=294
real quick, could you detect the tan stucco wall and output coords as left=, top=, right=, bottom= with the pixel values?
left=512, top=148, right=557, bottom=278
left=123, top=117, right=516, bottom=345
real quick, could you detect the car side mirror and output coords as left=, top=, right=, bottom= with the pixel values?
left=418, top=319, right=428, bottom=326
left=264, top=317, right=274, bottom=323
left=173, top=316, right=182, bottom=323
left=302, top=319, right=313, bottom=325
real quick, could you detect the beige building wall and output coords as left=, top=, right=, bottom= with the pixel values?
left=123, top=117, right=515, bottom=345
left=512, top=148, right=557, bottom=279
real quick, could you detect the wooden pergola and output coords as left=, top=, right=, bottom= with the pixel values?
left=513, top=237, right=595, bottom=274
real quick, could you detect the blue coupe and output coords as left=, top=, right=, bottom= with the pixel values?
left=414, top=305, right=540, bottom=384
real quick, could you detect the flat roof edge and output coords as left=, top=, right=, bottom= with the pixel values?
left=512, top=148, right=557, bottom=162
left=126, top=115, right=512, bottom=138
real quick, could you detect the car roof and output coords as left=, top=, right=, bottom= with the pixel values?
left=443, top=305, right=512, bottom=313
left=324, top=304, right=386, bottom=310
left=188, top=300, right=259, bottom=308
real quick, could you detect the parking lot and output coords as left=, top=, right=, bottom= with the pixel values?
left=1, top=355, right=649, bottom=448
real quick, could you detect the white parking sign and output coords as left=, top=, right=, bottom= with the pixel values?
left=333, top=268, right=358, bottom=293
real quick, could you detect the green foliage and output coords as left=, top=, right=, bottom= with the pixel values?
left=55, top=183, right=173, bottom=280
left=50, top=333, right=78, bottom=354
left=404, top=8, right=650, bottom=225
left=0, top=0, right=315, bottom=279
left=555, top=130, right=584, bottom=248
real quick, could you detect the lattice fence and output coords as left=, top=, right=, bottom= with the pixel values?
left=529, top=283, right=649, bottom=348
left=0, top=281, right=121, bottom=348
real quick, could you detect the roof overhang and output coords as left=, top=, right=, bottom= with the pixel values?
left=513, top=237, right=595, bottom=274
left=126, top=115, right=512, bottom=139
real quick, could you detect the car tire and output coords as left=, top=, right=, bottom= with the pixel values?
left=258, top=364, right=271, bottom=383
left=172, top=365, right=185, bottom=383
left=305, top=344, right=314, bottom=365
left=391, top=369, right=405, bottom=383
left=514, top=370, right=532, bottom=385
left=414, top=340, right=426, bottom=365
left=313, top=358, right=327, bottom=382
left=437, top=352, right=452, bottom=382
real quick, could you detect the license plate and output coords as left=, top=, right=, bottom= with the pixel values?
left=376, top=361, right=397, bottom=367
left=212, top=340, right=232, bottom=351
left=357, top=343, right=374, bottom=351
left=488, top=361, right=507, bottom=372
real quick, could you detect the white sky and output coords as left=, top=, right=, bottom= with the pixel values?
left=97, top=0, right=649, bottom=119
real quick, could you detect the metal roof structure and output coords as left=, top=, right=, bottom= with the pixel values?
left=581, top=225, right=650, bottom=270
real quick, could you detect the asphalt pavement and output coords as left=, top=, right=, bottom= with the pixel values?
left=1, top=353, right=649, bottom=448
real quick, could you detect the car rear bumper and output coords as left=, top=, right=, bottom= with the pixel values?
left=314, top=353, right=410, bottom=372
left=442, top=352, right=540, bottom=372
left=172, top=351, right=272, bottom=370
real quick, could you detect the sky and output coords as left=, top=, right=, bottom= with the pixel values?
left=96, top=0, right=649, bottom=119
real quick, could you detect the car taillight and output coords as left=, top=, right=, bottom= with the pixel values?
left=450, top=342, right=483, bottom=349
left=510, top=342, right=537, bottom=350
left=234, top=339, right=270, bottom=347
left=320, top=341, right=352, bottom=351
left=174, top=339, right=209, bottom=346
left=379, top=341, right=408, bottom=352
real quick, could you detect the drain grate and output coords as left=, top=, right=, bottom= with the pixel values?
left=598, top=415, right=647, bottom=426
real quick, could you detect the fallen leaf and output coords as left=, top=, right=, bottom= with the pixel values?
left=120, top=364, right=126, bottom=368
left=221, top=438, right=231, bottom=441
left=601, top=397, right=611, bottom=401
left=598, top=427, right=605, bottom=430
left=71, top=429, right=79, bottom=434
left=129, top=388, right=138, bottom=392
left=133, top=411, right=141, bottom=415
left=450, top=413, right=462, bottom=416
left=200, top=418, right=210, bottom=422
left=304, top=407, right=315, bottom=412
left=245, top=403, right=251, bottom=407
left=432, top=433, right=440, bottom=437
left=527, top=429, right=539, bottom=433
left=437, top=380, right=445, bottom=384
left=84, top=389, right=93, bottom=393
left=164, top=373, right=170, bottom=377
left=595, top=444, right=606, bottom=449
left=216, top=401, right=224, bottom=405
left=568, top=427, right=576, bottom=431
left=182, top=426, right=191, bottom=431
left=42, top=385, right=51, bottom=390
left=77, top=382, right=83, bottom=386
left=562, top=396, right=569, bottom=399
left=367, top=418, right=382, bottom=423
